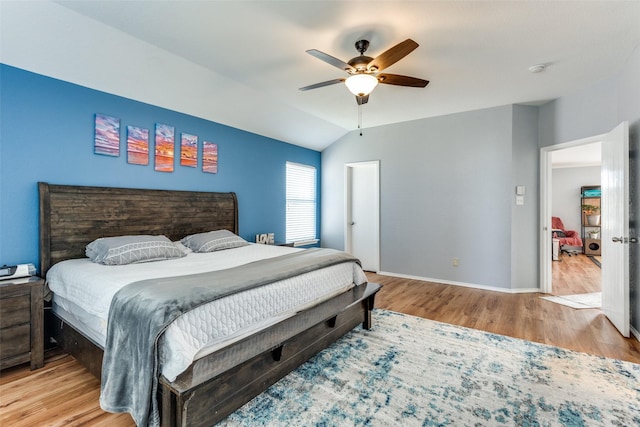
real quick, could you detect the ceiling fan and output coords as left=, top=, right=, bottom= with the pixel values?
left=299, top=39, right=429, bottom=105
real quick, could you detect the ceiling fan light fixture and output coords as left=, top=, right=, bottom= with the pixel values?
left=345, top=74, right=379, bottom=96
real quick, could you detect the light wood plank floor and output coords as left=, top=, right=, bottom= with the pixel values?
left=0, top=350, right=133, bottom=427
left=372, top=253, right=638, bottom=364
left=1, top=256, right=638, bottom=426
left=552, top=252, right=601, bottom=295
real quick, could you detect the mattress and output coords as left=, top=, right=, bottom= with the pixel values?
left=47, top=244, right=367, bottom=381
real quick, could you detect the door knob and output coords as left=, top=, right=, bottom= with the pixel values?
left=612, top=237, right=623, bottom=243
left=350, top=222, right=355, bottom=226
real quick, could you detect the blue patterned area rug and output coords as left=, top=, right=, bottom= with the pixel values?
left=220, top=309, right=639, bottom=426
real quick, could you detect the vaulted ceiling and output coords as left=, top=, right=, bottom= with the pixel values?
left=2, top=1, right=639, bottom=151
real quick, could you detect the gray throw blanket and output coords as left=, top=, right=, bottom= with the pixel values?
left=99, top=248, right=361, bottom=426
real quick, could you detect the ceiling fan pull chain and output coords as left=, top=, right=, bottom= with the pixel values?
left=358, top=104, right=363, bottom=136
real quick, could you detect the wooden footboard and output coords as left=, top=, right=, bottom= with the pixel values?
left=162, top=283, right=380, bottom=427
left=51, top=283, right=380, bottom=426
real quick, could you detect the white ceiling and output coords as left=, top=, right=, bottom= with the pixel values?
left=1, top=1, right=639, bottom=151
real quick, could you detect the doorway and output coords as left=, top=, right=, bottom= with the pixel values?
left=549, top=143, right=602, bottom=300
left=540, top=122, right=630, bottom=337
left=541, top=136, right=603, bottom=295
left=344, top=161, right=380, bottom=272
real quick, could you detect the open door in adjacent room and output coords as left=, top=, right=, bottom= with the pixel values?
left=600, top=122, right=630, bottom=337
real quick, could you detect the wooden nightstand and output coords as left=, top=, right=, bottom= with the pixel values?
left=0, top=276, right=44, bottom=370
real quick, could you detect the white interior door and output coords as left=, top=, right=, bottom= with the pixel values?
left=601, top=122, right=630, bottom=337
left=345, top=161, right=379, bottom=272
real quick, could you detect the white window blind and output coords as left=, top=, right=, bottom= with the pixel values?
left=286, top=162, right=317, bottom=245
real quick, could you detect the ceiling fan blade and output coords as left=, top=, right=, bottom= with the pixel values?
left=377, top=73, right=429, bottom=88
left=299, top=78, right=345, bottom=91
left=367, top=39, right=419, bottom=72
left=306, top=49, right=355, bottom=72
left=356, top=95, right=369, bottom=105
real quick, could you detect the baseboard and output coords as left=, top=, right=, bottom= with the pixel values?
left=376, top=271, right=540, bottom=294
left=631, top=326, right=640, bottom=342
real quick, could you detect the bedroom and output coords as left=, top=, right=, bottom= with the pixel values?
left=1, top=1, right=639, bottom=426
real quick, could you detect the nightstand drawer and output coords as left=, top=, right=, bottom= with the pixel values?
left=0, top=295, right=31, bottom=328
left=0, top=324, right=31, bottom=359
left=0, top=277, right=44, bottom=370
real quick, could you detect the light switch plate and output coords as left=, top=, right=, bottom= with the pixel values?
left=516, top=186, right=526, bottom=195
left=516, top=195, right=525, bottom=205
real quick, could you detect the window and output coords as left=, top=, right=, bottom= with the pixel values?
left=286, top=162, right=318, bottom=245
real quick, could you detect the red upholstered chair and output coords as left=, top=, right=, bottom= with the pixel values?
left=552, top=216, right=583, bottom=254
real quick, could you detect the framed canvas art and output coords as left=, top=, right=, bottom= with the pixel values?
left=180, top=133, right=198, bottom=167
left=127, top=126, right=149, bottom=165
left=94, top=113, right=120, bottom=156
left=155, top=123, right=175, bottom=172
left=203, top=141, right=218, bottom=174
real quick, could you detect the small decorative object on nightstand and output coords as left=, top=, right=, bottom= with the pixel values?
left=0, top=276, right=44, bottom=370
left=255, top=233, right=275, bottom=245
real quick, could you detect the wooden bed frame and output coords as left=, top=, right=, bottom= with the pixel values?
left=38, top=182, right=380, bottom=426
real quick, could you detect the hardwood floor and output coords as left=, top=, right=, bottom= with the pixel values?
left=552, top=252, right=601, bottom=295
left=0, top=350, right=134, bottom=427
left=1, top=261, right=638, bottom=426
left=371, top=253, right=639, bottom=364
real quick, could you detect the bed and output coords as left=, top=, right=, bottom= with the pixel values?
left=38, top=182, right=380, bottom=426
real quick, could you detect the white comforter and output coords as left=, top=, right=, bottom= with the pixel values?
left=47, top=244, right=367, bottom=381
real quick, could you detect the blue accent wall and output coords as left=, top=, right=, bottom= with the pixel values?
left=0, top=64, right=321, bottom=271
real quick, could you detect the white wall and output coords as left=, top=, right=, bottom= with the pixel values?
left=322, top=105, right=540, bottom=291
left=552, top=166, right=601, bottom=233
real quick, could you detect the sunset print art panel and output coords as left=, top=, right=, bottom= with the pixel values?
left=181, top=133, right=198, bottom=167
left=203, top=141, right=218, bottom=174
left=127, top=126, right=149, bottom=165
left=94, top=113, right=120, bottom=156
left=155, top=123, right=175, bottom=172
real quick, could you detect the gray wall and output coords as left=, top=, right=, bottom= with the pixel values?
left=552, top=166, right=601, bottom=233
left=322, top=105, right=540, bottom=291
left=623, top=46, right=640, bottom=339
left=511, top=106, right=540, bottom=289
left=322, top=43, right=639, bottom=334
left=539, top=45, right=640, bottom=336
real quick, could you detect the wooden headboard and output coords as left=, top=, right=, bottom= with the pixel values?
left=38, top=182, right=238, bottom=276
